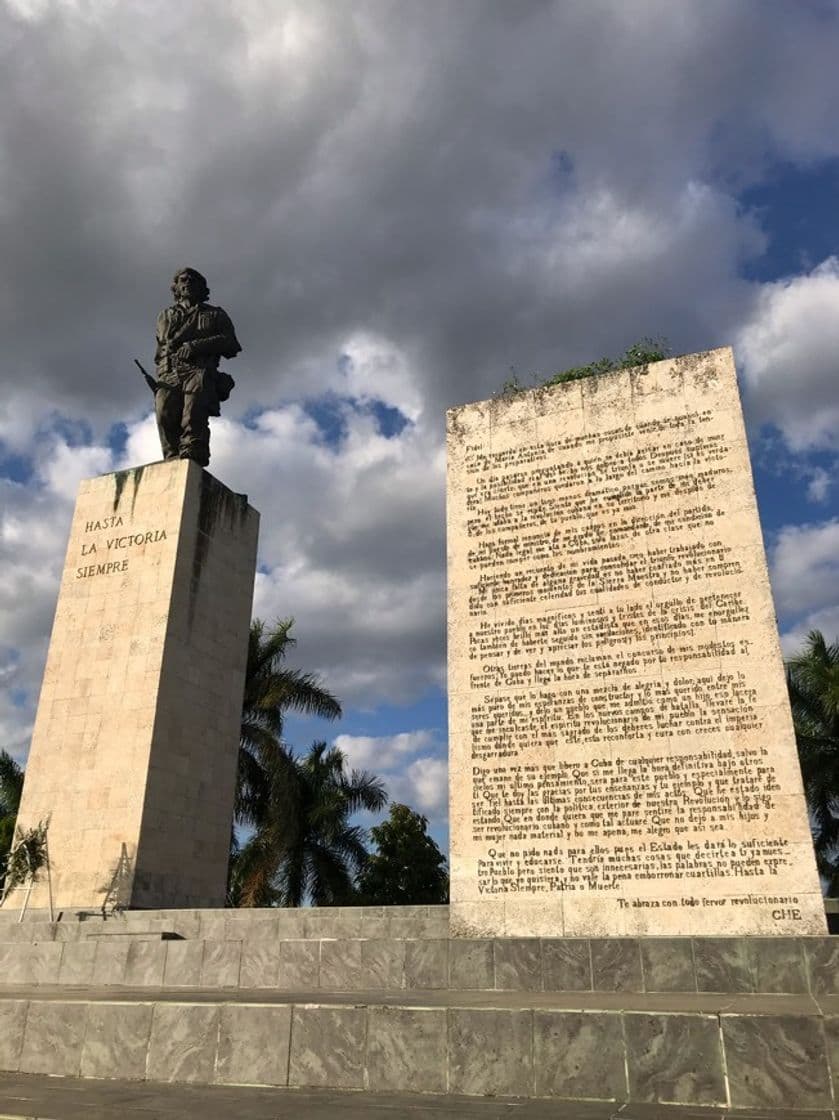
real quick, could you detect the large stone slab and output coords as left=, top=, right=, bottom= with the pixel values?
left=446, top=348, right=824, bottom=937
left=5, top=460, right=259, bottom=911
left=0, top=990, right=835, bottom=1109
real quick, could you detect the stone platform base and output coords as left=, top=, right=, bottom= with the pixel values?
left=0, top=986, right=837, bottom=1110
left=0, top=907, right=838, bottom=1110
left=3, top=1073, right=830, bottom=1120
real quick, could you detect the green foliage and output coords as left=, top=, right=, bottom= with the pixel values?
left=356, top=803, right=449, bottom=906
left=0, top=751, right=24, bottom=892
left=498, top=337, right=671, bottom=396
left=230, top=741, right=387, bottom=907
left=236, top=617, right=342, bottom=830
left=0, top=816, right=15, bottom=893
left=4, top=818, right=50, bottom=894
left=231, top=618, right=345, bottom=905
left=787, top=629, right=839, bottom=893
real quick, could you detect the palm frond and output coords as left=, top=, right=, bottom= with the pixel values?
left=0, top=752, right=24, bottom=815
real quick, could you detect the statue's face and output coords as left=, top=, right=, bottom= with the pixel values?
left=173, top=272, right=203, bottom=306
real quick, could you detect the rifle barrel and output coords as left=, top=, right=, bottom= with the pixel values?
left=134, top=358, right=158, bottom=393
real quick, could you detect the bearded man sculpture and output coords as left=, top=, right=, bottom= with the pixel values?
left=153, top=267, right=241, bottom=467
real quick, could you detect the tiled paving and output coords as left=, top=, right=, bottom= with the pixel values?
left=0, top=1073, right=834, bottom=1120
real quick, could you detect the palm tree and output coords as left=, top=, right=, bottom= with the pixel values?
left=237, top=618, right=342, bottom=830
left=787, top=629, right=839, bottom=892
left=232, top=742, right=387, bottom=907
left=0, top=751, right=25, bottom=891
left=230, top=619, right=344, bottom=905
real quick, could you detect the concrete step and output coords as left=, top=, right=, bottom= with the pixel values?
left=0, top=905, right=451, bottom=942
left=1, top=935, right=839, bottom=997
left=4, top=1073, right=825, bottom=1120
left=0, top=986, right=835, bottom=1110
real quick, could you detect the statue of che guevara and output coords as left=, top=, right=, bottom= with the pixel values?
left=144, top=267, right=242, bottom=468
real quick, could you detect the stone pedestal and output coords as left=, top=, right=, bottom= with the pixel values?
left=5, top=460, right=259, bottom=911
left=446, top=347, right=825, bottom=937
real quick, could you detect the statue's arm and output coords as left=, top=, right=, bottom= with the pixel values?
left=181, top=308, right=242, bottom=361
left=154, top=310, right=171, bottom=370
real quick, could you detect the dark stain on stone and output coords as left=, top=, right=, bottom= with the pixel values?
left=188, top=470, right=249, bottom=629
left=129, top=465, right=146, bottom=515
left=113, top=470, right=129, bottom=512
left=112, top=465, right=147, bottom=515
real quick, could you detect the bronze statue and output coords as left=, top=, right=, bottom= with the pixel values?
left=147, top=267, right=241, bottom=468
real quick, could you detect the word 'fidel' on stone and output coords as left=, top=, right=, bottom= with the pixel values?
left=446, top=347, right=825, bottom=938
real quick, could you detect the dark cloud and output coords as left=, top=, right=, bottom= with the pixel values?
left=4, top=0, right=839, bottom=754
left=2, top=0, right=839, bottom=439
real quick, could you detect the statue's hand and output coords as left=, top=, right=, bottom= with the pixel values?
left=176, top=342, right=194, bottom=361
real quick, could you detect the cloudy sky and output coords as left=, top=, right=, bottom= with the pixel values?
left=2, top=0, right=839, bottom=851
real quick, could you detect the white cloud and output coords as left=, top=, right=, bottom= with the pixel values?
left=5, top=0, right=839, bottom=790
left=339, top=333, right=425, bottom=423
left=807, top=468, right=831, bottom=505
left=4, top=0, right=839, bottom=438
left=737, top=258, right=839, bottom=451
left=770, top=519, right=839, bottom=620
left=37, top=439, right=112, bottom=500
left=335, top=729, right=447, bottom=820
left=389, top=756, right=448, bottom=818
left=0, top=331, right=446, bottom=763
left=200, top=334, right=447, bottom=706
left=781, top=605, right=839, bottom=659
left=334, top=730, right=435, bottom=771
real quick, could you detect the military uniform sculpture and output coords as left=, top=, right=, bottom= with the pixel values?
left=151, top=267, right=241, bottom=467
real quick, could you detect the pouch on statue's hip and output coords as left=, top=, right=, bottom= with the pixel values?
left=215, top=369, right=235, bottom=402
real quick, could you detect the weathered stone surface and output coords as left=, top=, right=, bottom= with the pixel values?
left=361, top=939, right=405, bottom=989
left=640, top=940, right=695, bottom=993
left=198, top=912, right=227, bottom=942
left=590, top=939, right=642, bottom=992
left=80, top=1003, right=153, bottom=1080
left=533, top=1011, right=626, bottom=1100
left=200, top=941, right=241, bottom=988
left=288, top=1006, right=366, bottom=1088
left=753, top=938, right=808, bottom=994
left=319, top=940, right=362, bottom=990
left=3, top=460, right=259, bottom=913
left=624, top=1013, right=725, bottom=1105
left=448, top=1008, right=532, bottom=1097
left=693, top=938, right=756, bottom=993
left=163, top=939, right=203, bottom=987
left=146, top=1004, right=220, bottom=1083
left=366, top=1007, right=446, bottom=1093
left=822, top=1016, right=839, bottom=1089
left=449, top=939, right=493, bottom=989
left=92, top=941, right=129, bottom=987
left=446, top=349, right=824, bottom=937
left=494, top=939, right=542, bottom=991
left=804, top=938, right=839, bottom=995
left=0, top=985, right=834, bottom=1110
left=542, top=939, right=591, bottom=991
left=276, top=941, right=319, bottom=989
left=0, top=1001, right=28, bottom=1071
left=0, top=943, right=29, bottom=984
left=19, top=1001, right=85, bottom=1076
left=25, top=942, right=62, bottom=985
left=57, top=942, right=97, bottom=986
left=722, top=1014, right=832, bottom=1109
left=124, top=941, right=167, bottom=987
left=216, top=1004, right=291, bottom=1086
left=404, top=939, right=448, bottom=990
left=239, top=940, right=280, bottom=989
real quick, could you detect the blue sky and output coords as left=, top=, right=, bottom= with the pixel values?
left=2, top=1, right=839, bottom=858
